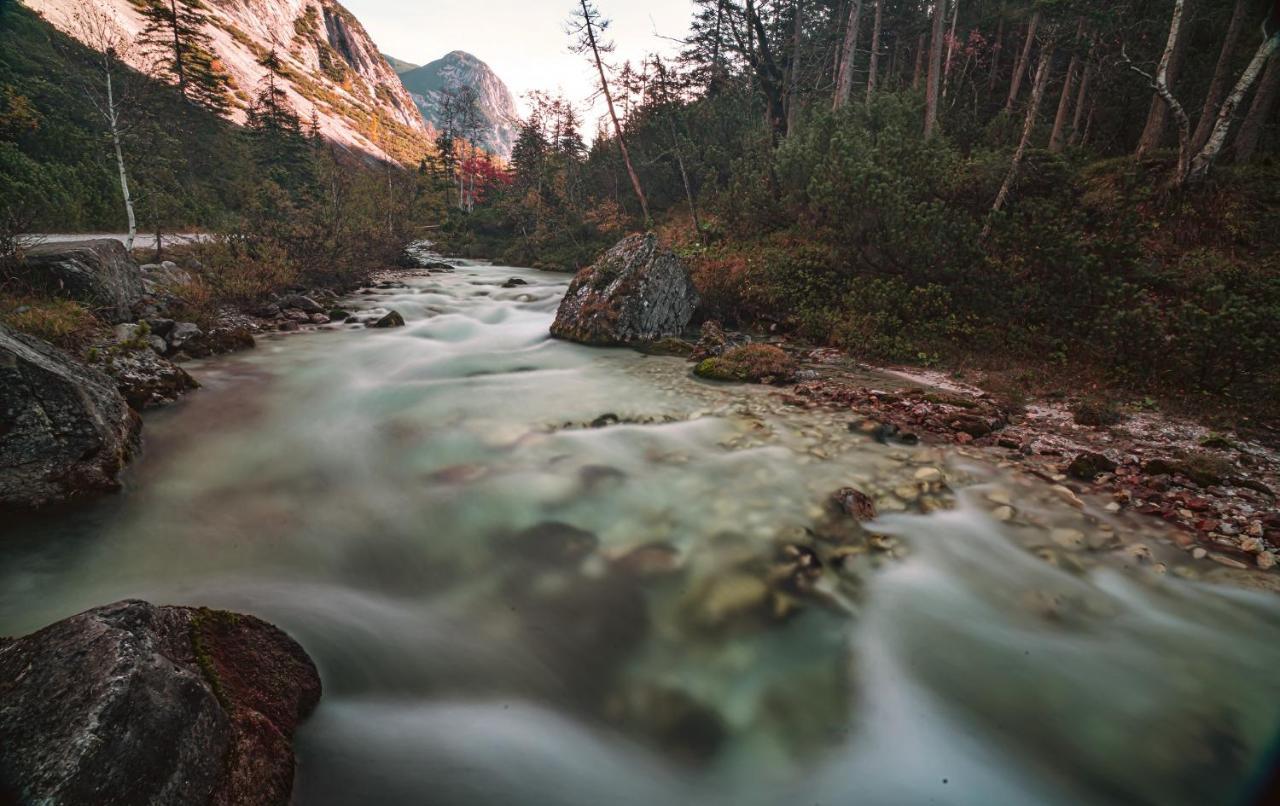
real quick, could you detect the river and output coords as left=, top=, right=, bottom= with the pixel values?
left=2, top=262, right=1278, bottom=805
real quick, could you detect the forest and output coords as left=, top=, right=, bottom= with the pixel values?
left=444, top=0, right=1280, bottom=416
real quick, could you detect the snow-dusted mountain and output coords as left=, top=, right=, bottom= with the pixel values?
left=22, top=0, right=430, bottom=163
left=392, top=51, right=518, bottom=160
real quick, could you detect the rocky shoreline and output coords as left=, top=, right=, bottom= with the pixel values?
left=1, top=239, right=457, bottom=511
left=547, top=233, right=1279, bottom=587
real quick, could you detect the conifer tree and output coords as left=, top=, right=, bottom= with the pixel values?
left=135, top=0, right=229, bottom=113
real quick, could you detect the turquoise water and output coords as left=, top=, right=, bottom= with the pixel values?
left=3, top=263, right=1278, bottom=805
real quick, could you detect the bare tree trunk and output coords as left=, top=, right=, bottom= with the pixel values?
left=787, top=0, right=804, bottom=131
left=1049, top=19, right=1085, bottom=152
left=942, top=0, right=960, bottom=98
left=1069, top=36, right=1095, bottom=145
left=1192, top=0, right=1253, bottom=153
left=1193, top=34, right=1280, bottom=179
left=988, top=4, right=1005, bottom=92
left=105, top=69, right=137, bottom=251
left=924, top=0, right=946, bottom=136
left=834, top=0, right=864, bottom=108
left=913, top=32, right=926, bottom=89
left=986, top=39, right=1054, bottom=236
left=866, top=0, right=883, bottom=104
left=1136, top=0, right=1195, bottom=159
left=666, top=115, right=703, bottom=239
left=890, top=34, right=902, bottom=88
left=1233, top=51, right=1280, bottom=162
left=579, top=0, right=649, bottom=224
left=1005, top=10, right=1040, bottom=112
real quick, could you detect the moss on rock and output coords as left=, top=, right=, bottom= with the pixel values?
left=693, top=344, right=797, bottom=384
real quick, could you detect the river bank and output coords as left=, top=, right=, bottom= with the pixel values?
left=4, top=246, right=1279, bottom=804
left=14, top=259, right=1280, bottom=803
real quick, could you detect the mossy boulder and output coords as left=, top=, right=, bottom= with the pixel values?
left=550, top=233, right=699, bottom=346
left=694, top=344, right=797, bottom=384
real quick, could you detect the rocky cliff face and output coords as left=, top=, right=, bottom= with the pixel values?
left=394, top=50, right=518, bottom=159
left=21, top=0, right=429, bottom=162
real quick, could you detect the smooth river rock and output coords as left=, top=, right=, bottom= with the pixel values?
left=0, top=325, right=141, bottom=510
left=0, top=600, right=321, bottom=806
left=20, top=239, right=144, bottom=324
left=550, top=233, right=699, bottom=346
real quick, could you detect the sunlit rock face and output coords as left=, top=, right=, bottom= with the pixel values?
left=22, top=0, right=428, bottom=161
left=394, top=50, right=519, bottom=159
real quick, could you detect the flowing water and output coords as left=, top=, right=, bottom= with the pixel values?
left=2, top=263, right=1279, bottom=805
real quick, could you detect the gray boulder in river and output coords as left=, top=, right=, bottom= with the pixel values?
left=0, top=325, right=141, bottom=510
left=550, top=233, right=699, bottom=346
left=0, top=600, right=321, bottom=806
left=20, top=239, right=144, bottom=323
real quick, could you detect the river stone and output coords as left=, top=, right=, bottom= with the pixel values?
left=498, top=521, right=600, bottom=566
left=371, top=310, right=405, bottom=328
left=831, top=487, right=877, bottom=521
left=0, top=325, right=141, bottom=510
left=96, top=346, right=199, bottom=410
left=1067, top=451, right=1117, bottom=482
left=550, top=233, right=699, bottom=346
left=279, top=294, right=323, bottom=314
left=20, top=239, right=144, bottom=324
left=168, top=322, right=204, bottom=352
left=204, top=326, right=256, bottom=355
left=0, top=600, right=321, bottom=806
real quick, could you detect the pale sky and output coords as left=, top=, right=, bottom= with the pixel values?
left=340, top=0, right=695, bottom=126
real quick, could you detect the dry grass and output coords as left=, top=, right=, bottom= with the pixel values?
left=0, top=295, right=101, bottom=351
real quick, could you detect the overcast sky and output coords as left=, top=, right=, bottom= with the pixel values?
left=340, top=0, right=694, bottom=127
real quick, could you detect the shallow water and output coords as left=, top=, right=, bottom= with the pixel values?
left=3, top=264, right=1279, bottom=805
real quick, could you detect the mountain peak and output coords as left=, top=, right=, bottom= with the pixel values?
left=394, top=51, right=518, bottom=159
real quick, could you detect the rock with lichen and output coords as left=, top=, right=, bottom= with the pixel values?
left=0, top=600, right=320, bottom=806
left=550, top=233, right=699, bottom=346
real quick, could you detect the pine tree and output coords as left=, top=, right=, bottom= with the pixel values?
left=135, top=0, right=229, bottom=113
left=245, top=48, right=311, bottom=191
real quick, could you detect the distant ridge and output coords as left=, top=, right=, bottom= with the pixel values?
left=390, top=50, right=518, bottom=159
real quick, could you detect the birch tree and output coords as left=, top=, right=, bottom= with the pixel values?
left=1191, top=0, right=1254, bottom=153
left=1134, top=0, right=1195, bottom=159
left=1187, top=19, right=1280, bottom=181
left=1005, top=9, right=1040, bottom=113
left=1232, top=52, right=1280, bottom=162
left=986, top=32, right=1055, bottom=236
left=834, top=0, right=863, bottom=109
left=1126, top=1, right=1280, bottom=185
left=70, top=9, right=140, bottom=249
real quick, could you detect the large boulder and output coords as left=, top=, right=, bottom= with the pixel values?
left=21, top=239, right=144, bottom=324
left=0, top=325, right=141, bottom=510
left=550, top=233, right=699, bottom=346
left=0, top=600, right=321, bottom=806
